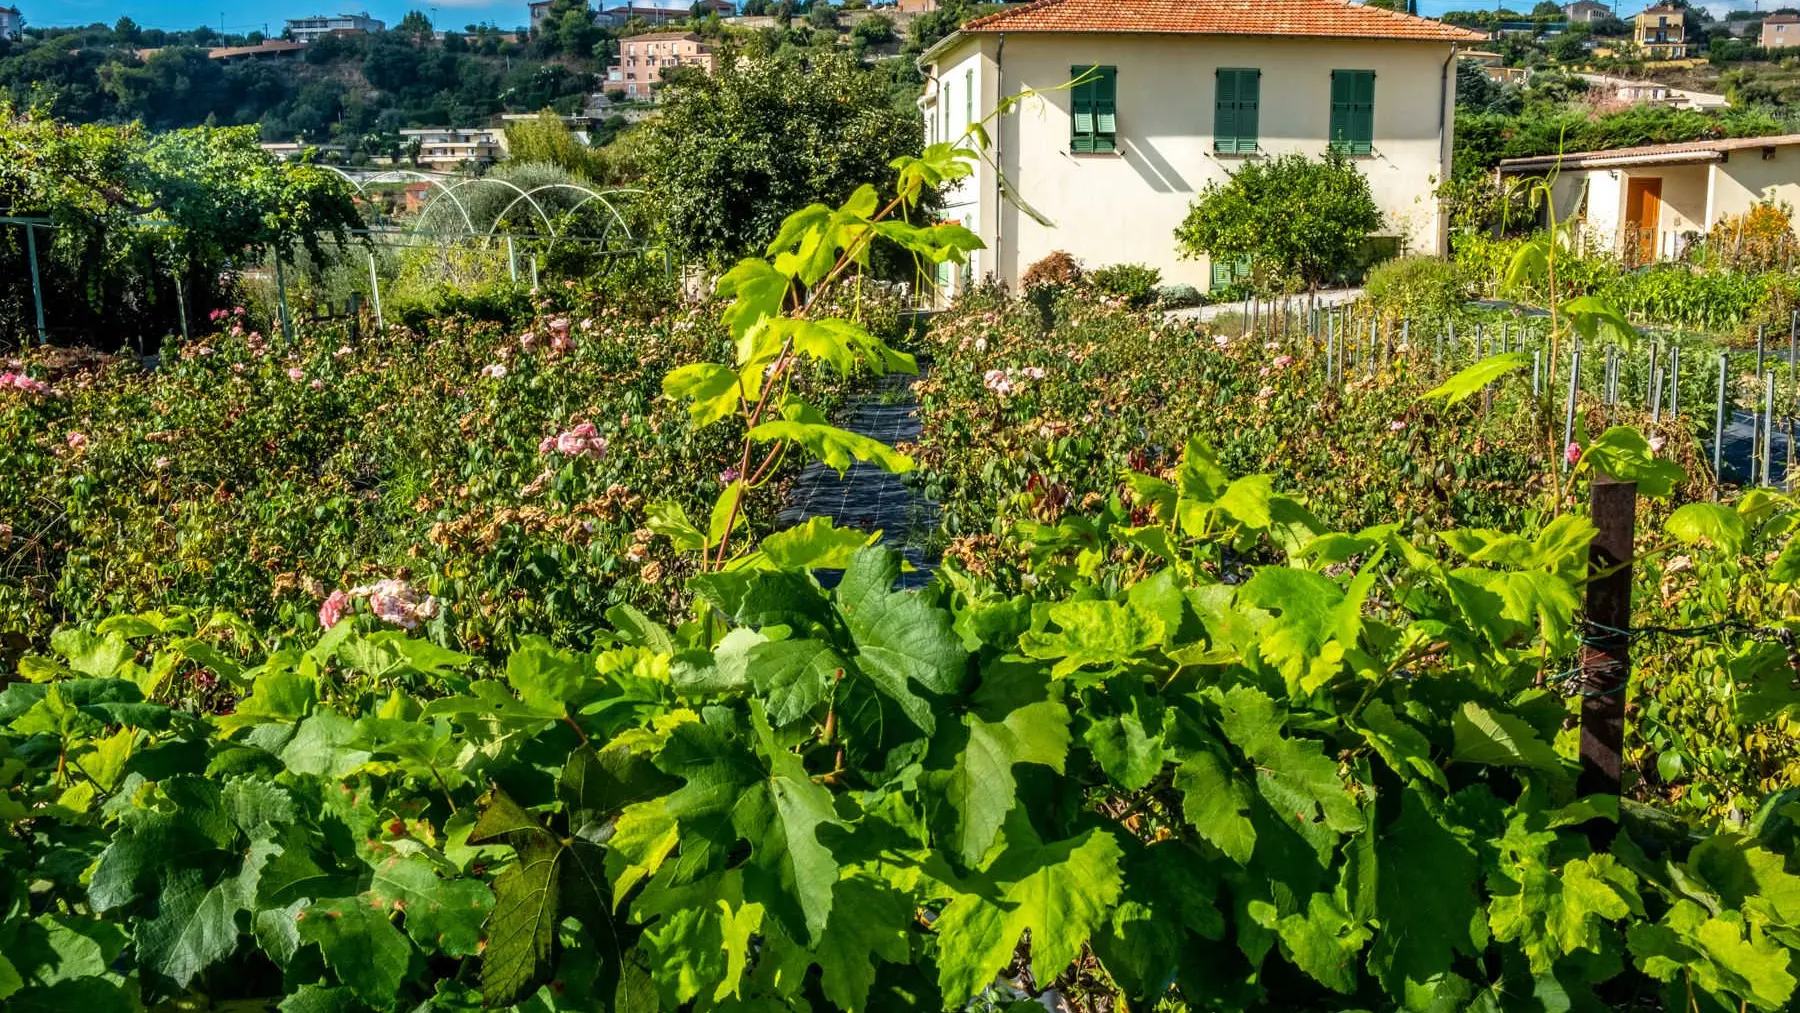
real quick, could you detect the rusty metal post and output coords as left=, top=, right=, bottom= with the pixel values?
left=1579, top=478, right=1635, bottom=847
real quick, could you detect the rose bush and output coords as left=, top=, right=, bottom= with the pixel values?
left=0, top=284, right=893, bottom=656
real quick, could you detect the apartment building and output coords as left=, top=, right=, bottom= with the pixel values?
left=398, top=127, right=508, bottom=170
left=609, top=31, right=715, bottom=99
left=284, top=12, right=386, bottom=43
left=1633, top=3, right=1687, bottom=58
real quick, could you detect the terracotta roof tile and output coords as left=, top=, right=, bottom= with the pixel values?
left=959, top=0, right=1489, bottom=42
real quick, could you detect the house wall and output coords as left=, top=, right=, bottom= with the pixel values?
left=925, top=32, right=1458, bottom=291
left=1586, top=169, right=1623, bottom=244
left=1708, top=146, right=1800, bottom=223
left=928, top=43, right=993, bottom=296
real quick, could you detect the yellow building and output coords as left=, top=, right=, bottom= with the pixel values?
left=917, top=0, right=1485, bottom=294
left=1634, top=3, right=1688, bottom=59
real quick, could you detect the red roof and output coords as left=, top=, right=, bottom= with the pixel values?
left=959, top=0, right=1487, bottom=42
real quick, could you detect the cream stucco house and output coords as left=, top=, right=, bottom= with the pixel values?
left=1498, top=135, right=1800, bottom=264
left=917, top=0, right=1485, bottom=295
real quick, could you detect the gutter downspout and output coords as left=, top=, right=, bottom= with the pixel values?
left=1437, top=46, right=1455, bottom=256
left=994, top=33, right=1005, bottom=288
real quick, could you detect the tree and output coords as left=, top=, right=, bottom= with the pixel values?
left=635, top=52, right=926, bottom=265
left=1173, top=151, right=1382, bottom=293
left=850, top=13, right=894, bottom=50
left=0, top=110, right=363, bottom=347
left=1531, top=1, right=1562, bottom=16
left=807, top=3, right=841, bottom=30
left=1456, top=60, right=1521, bottom=115
left=503, top=108, right=610, bottom=181
left=398, top=10, right=436, bottom=44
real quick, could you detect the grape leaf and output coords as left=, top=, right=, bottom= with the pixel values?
left=1084, top=709, right=1168, bottom=792
left=367, top=854, right=493, bottom=957
left=1452, top=701, right=1565, bottom=771
left=814, top=874, right=913, bottom=1011
left=734, top=703, right=843, bottom=945
left=837, top=548, right=968, bottom=729
left=933, top=816, right=1124, bottom=1005
left=468, top=785, right=613, bottom=1006
left=1369, top=788, right=1479, bottom=995
left=1276, top=892, right=1370, bottom=993
left=746, top=637, right=844, bottom=727
left=296, top=895, right=414, bottom=1008
left=929, top=698, right=1071, bottom=865
left=1172, top=748, right=1257, bottom=865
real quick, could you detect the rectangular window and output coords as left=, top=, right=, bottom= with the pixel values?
left=1213, top=68, right=1260, bottom=154
left=1329, top=69, right=1375, bottom=155
left=965, top=68, right=973, bottom=133
left=1070, top=65, right=1117, bottom=153
left=943, top=78, right=952, bottom=142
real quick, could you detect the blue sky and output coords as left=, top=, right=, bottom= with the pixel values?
left=21, top=0, right=1763, bottom=34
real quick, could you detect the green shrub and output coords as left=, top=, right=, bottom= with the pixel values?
left=1363, top=254, right=1470, bottom=327
left=1089, top=262, right=1162, bottom=309
left=1155, top=282, right=1202, bottom=308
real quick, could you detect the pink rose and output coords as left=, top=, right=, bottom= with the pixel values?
left=1273, top=355, right=1294, bottom=368
left=1565, top=441, right=1582, bottom=466
left=287, top=368, right=305, bottom=382
left=309, top=378, right=325, bottom=391
left=1389, top=420, right=1406, bottom=432
left=319, top=589, right=351, bottom=629
left=481, top=363, right=507, bottom=378
left=65, top=431, right=88, bottom=451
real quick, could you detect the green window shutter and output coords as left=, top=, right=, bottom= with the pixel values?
left=1238, top=71, right=1260, bottom=152
left=1329, top=70, right=1374, bottom=154
left=1210, top=257, right=1233, bottom=291
left=1070, top=65, right=1116, bottom=153
left=965, top=68, right=973, bottom=128
left=1214, top=69, right=1238, bottom=152
left=1071, top=65, right=1095, bottom=152
left=1093, top=66, right=1117, bottom=151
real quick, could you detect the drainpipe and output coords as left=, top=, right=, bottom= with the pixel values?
left=1437, top=47, right=1456, bottom=255
left=994, top=33, right=1005, bottom=287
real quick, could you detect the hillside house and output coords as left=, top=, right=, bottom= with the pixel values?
left=1462, top=50, right=1528, bottom=86
left=0, top=6, right=21, bottom=40
left=1763, top=13, right=1800, bottom=49
left=398, top=127, right=507, bottom=170
left=595, top=0, right=733, bottom=26
left=917, top=0, right=1484, bottom=295
left=609, top=31, right=715, bottom=99
left=1562, top=0, right=1611, bottom=24
left=1498, top=135, right=1800, bottom=263
left=1634, top=3, right=1687, bottom=58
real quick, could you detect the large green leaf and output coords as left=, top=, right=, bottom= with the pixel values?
left=1420, top=352, right=1530, bottom=405
left=836, top=548, right=967, bottom=729
left=296, top=895, right=414, bottom=1008
left=468, top=786, right=611, bottom=1006
left=1369, top=789, right=1479, bottom=995
left=813, top=873, right=913, bottom=1011
left=930, top=698, right=1071, bottom=865
left=1452, top=701, right=1565, bottom=770
left=367, top=854, right=493, bottom=957
left=1172, top=748, right=1257, bottom=864
left=733, top=703, right=843, bottom=945
left=933, top=817, right=1125, bottom=1004
left=747, top=416, right=913, bottom=475
left=1666, top=502, right=1747, bottom=554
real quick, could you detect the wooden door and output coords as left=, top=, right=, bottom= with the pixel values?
left=1625, top=177, right=1663, bottom=263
